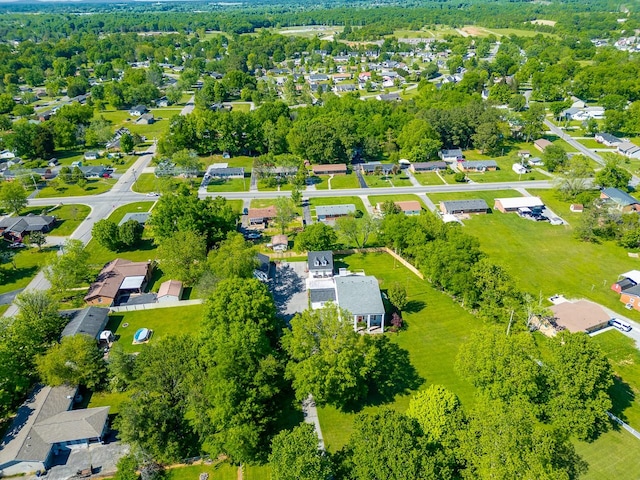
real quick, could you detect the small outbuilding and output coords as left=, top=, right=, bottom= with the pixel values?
left=157, top=280, right=183, bottom=303
left=272, top=234, right=288, bottom=252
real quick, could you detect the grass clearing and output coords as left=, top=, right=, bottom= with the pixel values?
left=37, top=178, right=117, bottom=198
left=243, top=465, right=270, bottom=480
left=85, top=390, right=131, bottom=416
left=20, top=204, right=90, bottom=236
left=313, top=173, right=360, bottom=190
left=0, top=246, right=56, bottom=295
left=164, top=462, right=237, bottom=480
left=413, top=172, right=446, bottom=185
left=317, top=252, right=480, bottom=450
left=574, top=428, right=640, bottom=479
left=207, top=177, right=250, bottom=192
left=202, top=155, right=255, bottom=170
left=309, top=196, right=367, bottom=216
left=106, top=304, right=205, bottom=354
left=367, top=194, right=425, bottom=209
left=363, top=174, right=412, bottom=188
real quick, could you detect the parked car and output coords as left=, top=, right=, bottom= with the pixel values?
left=245, top=232, right=262, bottom=240
left=8, top=242, right=25, bottom=248
left=609, top=318, right=632, bottom=332
left=146, top=192, right=160, bottom=197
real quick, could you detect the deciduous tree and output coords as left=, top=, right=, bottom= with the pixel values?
left=294, top=222, right=338, bottom=252
left=158, top=230, right=207, bottom=285
left=0, top=181, right=28, bottom=214
left=269, top=423, right=332, bottom=480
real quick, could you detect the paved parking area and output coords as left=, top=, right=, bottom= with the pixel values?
left=271, top=261, right=307, bottom=321
left=45, top=440, right=128, bottom=480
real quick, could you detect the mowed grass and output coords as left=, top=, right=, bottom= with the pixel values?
left=105, top=304, right=205, bottom=354
left=590, top=330, right=640, bottom=429
left=317, top=252, right=480, bottom=451
left=313, top=173, right=361, bottom=190
left=37, top=178, right=117, bottom=198
left=243, top=465, right=270, bottom=480
left=367, top=194, right=425, bottom=208
left=20, top=204, right=90, bottom=236
left=207, top=177, right=250, bottom=192
left=427, top=189, right=640, bottom=318
left=574, top=429, right=640, bottom=480
left=309, top=196, right=367, bottom=216
left=86, top=390, right=131, bottom=416
left=413, top=172, right=446, bottom=185
left=363, top=173, right=412, bottom=188
left=164, top=462, right=237, bottom=480
left=0, top=247, right=56, bottom=295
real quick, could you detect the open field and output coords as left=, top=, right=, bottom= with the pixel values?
left=318, top=252, right=480, bottom=451
left=243, top=465, right=270, bottom=480
left=0, top=247, right=56, bottom=295
left=459, top=25, right=557, bottom=38
left=309, top=196, right=367, bottom=215
left=367, top=194, right=425, bottom=209
left=413, top=172, right=446, bottom=185
left=277, top=25, right=343, bottom=38
left=575, top=428, right=640, bottom=479
left=427, top=189, right=640, bottom=319
left=207, top=177, right=250, bottom=192
left=363, top=173, right=413, bottom=188
left=312, top=173, right=361, bottom=190
left=164, top=462, right=237, bottom=480
left=105, top=304, right=205, bottom=354
left=36, top=178, right=117, bottom=198
left=21, top=204, right=90, bottom=236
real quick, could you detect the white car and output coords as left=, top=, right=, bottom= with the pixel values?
left=8, top=242, right=26, bottom=249
left=146, top=192, right=160, bottom=197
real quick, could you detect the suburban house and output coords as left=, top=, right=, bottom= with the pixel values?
left=377, top=200, right=422, bottom=216
left=376, top=93, right=401, bottom=102
left=335, top=275, right=386, bottom=332
left=206, top=164, right=245, bottom=179
left=118, top=212, right=150, bottom=226
left=439, top=148, right=464, bottom=162
left=316, top=204, right=356, bottom=223
left=359, top=163, right=395, bottom=175
left=157, top=280, right=183, bottom=303
left=84, top=258, right=153, bottom=306
left=271, top=234, right=288, bottom=252
left=600, top=187, right=640, bottom=212
left=459, top=160, right=498, bottom=172
left=83, top=151, right=99, bottom=161
left=0, top=384, right=109, bottom=476
left=135, top=113, right=155, bottom=125
left=155, top=96, right=169, bottom=107
left=439, top=199, right=489, bottom=215
left=129, top=105, right=148, bottom=116
left=309, top=251, right=334, bottom=278
left=0, top=150, right=15, bottom=159
left=312, top=164, right=348, bottom=175
left=548, top=300, right=611, bottom=334
left=494, top=196, right=544, bottom=213
left=61, top=306, right=109, bottom=340
left=534, top=139, right=552, bottom=152
left=617, top=141, right=640, bottom=158
left=595, top=133, right=622, bottom=147
left=0, top=215, right=56, bottom=243
left=410, top=161, right=447, bottom=173
left=512, top=163, right=528, bottom=174
left=248, top=206, right=277, bottom=226
left=528, top=157, right=544, bottom=167
left=80, top=166, right=107, bottom=178
left=517, top=150, right=531, bottom=159
left=619, top=284, right=640, bottom=311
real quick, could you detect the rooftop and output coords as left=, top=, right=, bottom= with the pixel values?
left=440, top=199, right=489, bottom=211
left=495, top=196, right=544, bottom=209
left=158, top=280, right=183, bottom=298
left=308, top=251, right=334, bottom=270
left=550, top=300, right=611, bottom=333
left=61, top=307, right=109, bottom=340
left=316, top=204, right=356, bottom=217
left=602, top=187, right=639, bottom=206
left=334, top=275, right=385, bottom=316
left=118, top=212, right=150, bottom=226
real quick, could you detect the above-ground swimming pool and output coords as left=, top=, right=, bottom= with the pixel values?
left=134, top=328, right=150, bottom=343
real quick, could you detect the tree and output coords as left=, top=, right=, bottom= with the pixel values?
left=291, top=186, right=302, bottom=206
left=335, top=215, right=379, bottom=248
left=388, top=282, right=408, bottom=312
left=107, top=343, right=136, bottom=392
left=520, top=103, right=545, bottom=142
left=29, top=231, right=46, bottom=250
left=45, top=239, right=90, bottom=294
left=555, top=154, right=594, bottom=200
left=547, top=332, right=614, bottom=441
left=114, top=454, right=139, bottom=480
left=344, top=409, right=447, bottom=480
left=595, top=159, right=632, bottom=190
left=158, top=230, right=207, bottom=285
left=472, top=122, right=502, bottom=155
left=294, top=222, right=338, bottom=252
left=36, top=334, right=106, bottom=389
left=205, top=232, right=258, bottom=281
left=120, top=133, right=134, bottom=154
left=542, top=144, right=568, bottom=172
left=0, top=93, right=15, bottom=114
left=406, top=385, right=464, bottom=446
left=274, top=196, right=297, bottom=234
left=269, top=423, right=332, bottom=480
left=92, top=219, right=121, bottom=251
left=118, top=220, right=144, bottom=248
left=282, top=304, right=378, bottom=409
left=0, top=181, right=28, bottom=214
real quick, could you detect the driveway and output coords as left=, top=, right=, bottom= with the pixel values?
left=45, top=439, right=128, bottom=480
left=271, top=261, right=307, bottom=322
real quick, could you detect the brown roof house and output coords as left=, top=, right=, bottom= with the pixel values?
left=248, top=206, right=277, bottom=226
left=85, top=258, right=153, bottom=306
left=312, top=164, right=348, bottom=175
left=534, top=138, right=552, bottom=152
left=548, top=300, right=611, bottom=334
left=157, top=280, right=183, bottom=303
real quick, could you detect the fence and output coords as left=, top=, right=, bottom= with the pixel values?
left=333, top=247, right=424, bottom=280
left=110, top=298, right=203, bottom=313
left=607, top=411, right=640, bottom=440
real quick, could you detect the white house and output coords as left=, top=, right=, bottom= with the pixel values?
left=512, top=163, right=528, bottom=174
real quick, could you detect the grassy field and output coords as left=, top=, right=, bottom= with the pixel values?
left=463, top=157, right=548, bottom=183
left=413, top=172, right=446, bottom=185
left=207, top=177, right=250, bottom=192
left=37, top=178, right=117, bottom=198
left=309, top=196, right=367, bottom=216
left=313, top=173, right=361, bottom=190
left=364, top=173, right=413, bottom=188
left=427, top=189, right=640, bottom=319
left=20, top=204, right=90, bottom=236
left=318, top=252, right=480, bottom=450
left=0, top=247, right=56, bottom=295
left=575, top=428, right=640, bottom=479
left=367, top=194, right=425, bottom=209
left=164, top=462, right=237, bottom=480
left=85, top=390, right=130, bottom=416
left=105, top=304, right=205, bottom=354
left=243, top=465, right=270, bottom=480
left=202, top=154, right=255, bottom=170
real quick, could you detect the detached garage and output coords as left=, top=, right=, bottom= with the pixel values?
left=494, top=196, right=544, bottom=213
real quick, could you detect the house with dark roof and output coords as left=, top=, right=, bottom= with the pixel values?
left=0, top=384, right=109, bottom=476
left=316, top=204, right=356, bottom=223
left=459, top=160, right=498, bottom=172
left=135, top=113, right=155, bottom=125
left=206, top=167, right=245, bottom=179
left=600, top=187, right=639, bottom=213
left=410, top=161, right=447, bottom=173
left=376, top=93, right=401, bottom=102
left=439, top=148, right=463, bottom=162
left=335, top=275, right=386, bottom=332
left=308, top=251, right=334, bottom=278
left=617, top=141, right=640, bottom=158
left=595, top=133, right=622, bottom=147
left=129, top=105, right=148, bottom=116
left=248, top=206, right=277, bottom=226
left=61, top=307, right=109, bottom=340
left=0, top=215, right=56, bottom=242
left=359, top=163, right=395, bottom=175
left=439, top=199, right=489, bottom=215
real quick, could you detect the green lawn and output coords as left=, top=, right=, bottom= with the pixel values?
left=367, top=194, right=425, bottom=209
left=105, top=304, right=205, bottom=354
left=257, top=180, right=294, bottom=191
left=413, top=172, right=446, bottom=185
left=244, top=465, right=270, bottom=480
left=86, top=390, right=131, bottom=416
left=165, top=462, right=237, bottom=480
left=574, top=429, right=640, bottom=480
left=202, top=154, right=255, bottom=170
left=579, top=139, right=612, bottom=149
left=462, top=156, right=549, bottom=183
left=313, top=173, right=361, bottom=190
left=590, top=330, right=640, bottom=429
left=250, top=199, right=278, bottom=209
left=318, top=252, right=480, bottom=451
left=309, top=196, right=367, bottom=216
left=207, top=177, right=250, bottom=192
left=20, top=204, right=90, bottom=236
left=363, top=174, right=412, bottom=188
left=0, top=247, right=56, bottom=295
left=37, top=178, right=117, bottom=198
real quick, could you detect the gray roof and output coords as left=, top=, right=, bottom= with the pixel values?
left=0, top=385, right=75, bottom=465
left=316, top=204, right=356, bottom=217
left=61, top=307, right=110, bottom=339
left=0, top=215, right=55, bottom=234
left=308, top=251, right=334, bottom=271
left=361, top=162, right=394, bottom=173
left=440, top=199, right=489, bottom=213
left=602, top=187, right=639, bottom=206
left=118, top=212, right=151, bottom=226
left=33, top=407, right=109, bottom=444
left=598, top=133, right=621, bottom=143
left=335, top=275, right=385, bottom=316
left=310, top=288, right=336, bottom=303
left=460, top=160, right=498, bottom=169
left=441, top=148, right=463, bottom=157
left=207, top=167, right=244, bottom=177
left=412, top=161, right=447, bottom=170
